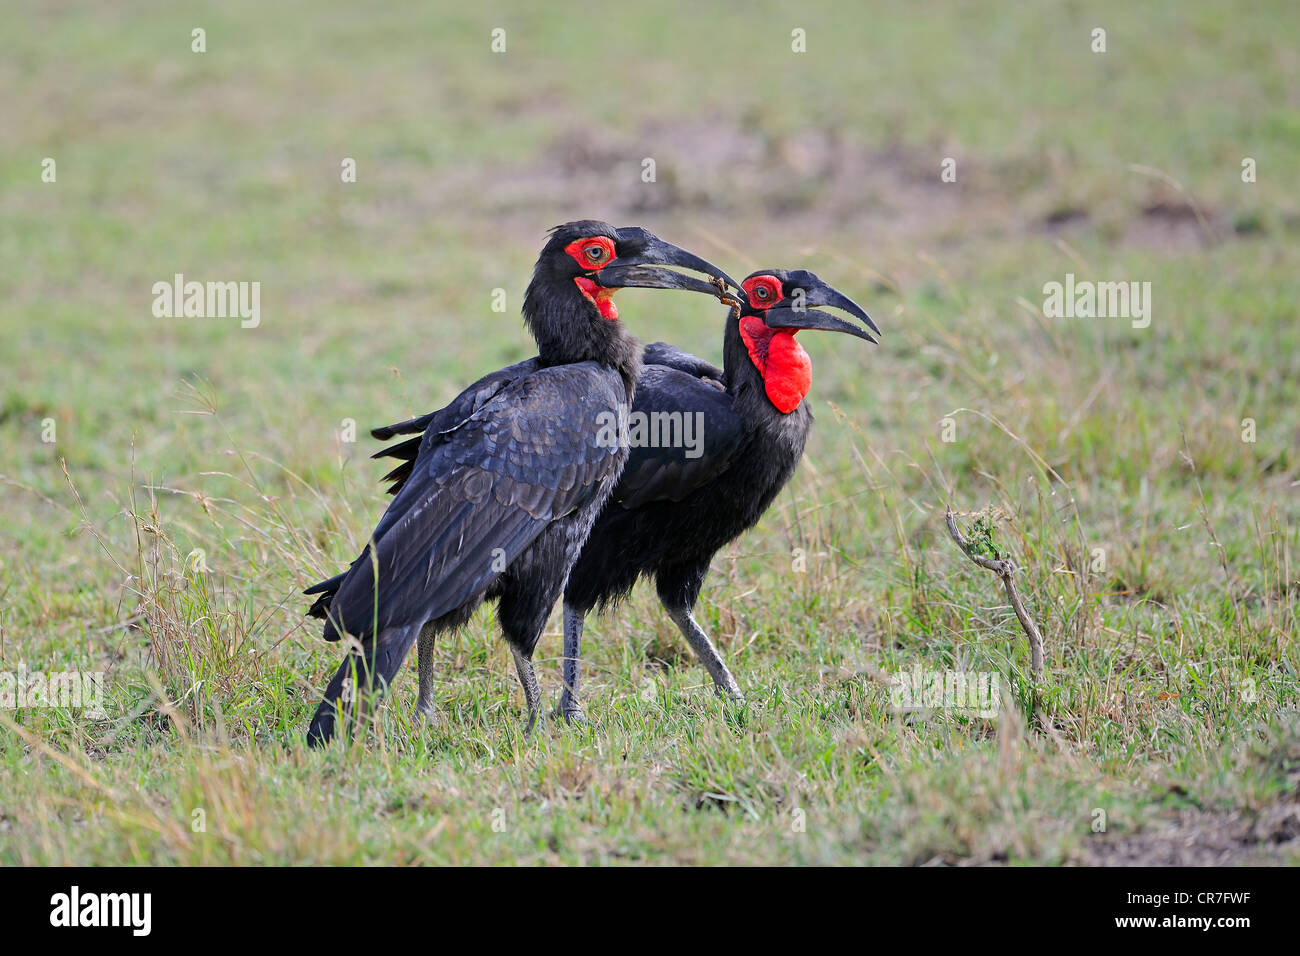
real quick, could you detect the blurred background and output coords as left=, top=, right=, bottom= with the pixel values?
left=0, top=1, right=1297, bottom=864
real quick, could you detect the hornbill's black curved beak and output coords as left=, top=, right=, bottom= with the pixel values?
left=593, top=227, right=741, bottom=303
left=767, top=270, right=880, bottom=342
left=762, top=306, right=877, bottom=343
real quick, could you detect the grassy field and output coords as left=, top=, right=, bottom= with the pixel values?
left=1, top=0, right=1297, bottom=864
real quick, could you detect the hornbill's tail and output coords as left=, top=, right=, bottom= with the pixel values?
left=306, top=622, right=422, bottom=748
left=304, top=572, right=347, bottom=619
left=370, top=413, right=436, bottom=442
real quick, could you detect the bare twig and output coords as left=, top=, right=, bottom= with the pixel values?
left=945, top=508, right=1045, bottom=681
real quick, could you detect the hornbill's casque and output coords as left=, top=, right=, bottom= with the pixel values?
left=302, top=221, right=737, bottom=746
left=554, top=269, right=878, bottom=720
left=366, top=269, right=877, bottom=723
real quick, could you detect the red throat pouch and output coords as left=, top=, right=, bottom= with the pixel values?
left=740, top=316, right=812, bottom=413
left=573, top=276, right=619, bottom=320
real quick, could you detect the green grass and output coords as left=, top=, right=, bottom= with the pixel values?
left=0, top=0, right=1296, bottom=865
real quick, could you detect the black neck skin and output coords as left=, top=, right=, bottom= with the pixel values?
left=722, top=312, right=780, bottom=421
left=523, top=274, right=642, bottom=398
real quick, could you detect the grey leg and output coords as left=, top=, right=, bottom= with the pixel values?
left=415, top=621, right=437, bottom=721
left=511, top=646, right=543, bottom=737
left=557, top=603, right=587, bottom=724
left=663, top=604, right=744, bottom=701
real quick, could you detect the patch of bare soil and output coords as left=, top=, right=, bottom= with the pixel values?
left=418, top=114, right=1236, bottom=254
left=1075, top=790, right=1300, bottom=866
left=1122, top=196, right=1219, bottom=252
left=477, top=117, right=1022, bottom=246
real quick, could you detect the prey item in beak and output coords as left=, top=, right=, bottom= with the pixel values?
left=762, top=305, right=878, bottom=343
left=713, top=275, right=743, bottom=309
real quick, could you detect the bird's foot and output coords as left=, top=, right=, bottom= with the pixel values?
left=555, top=690, right=587, bottom=726
left=556, top=704, right=587, bottom=726
left=713, top=682, right=745, bottom=704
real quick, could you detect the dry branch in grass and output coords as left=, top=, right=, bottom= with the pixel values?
left=944, top=508, right=1045, bottom=681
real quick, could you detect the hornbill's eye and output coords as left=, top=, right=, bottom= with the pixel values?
left=741, top=274, right=783, bottom=310
left=564, top=236, right=617, bottom=271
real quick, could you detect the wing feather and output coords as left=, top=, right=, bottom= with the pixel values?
left=612, top=364, right=748, bottom=510
left=319, top=363, right=623, bottom=641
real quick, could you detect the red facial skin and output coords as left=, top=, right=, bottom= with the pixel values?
left=742, top=274, right=782, bottom=310
left=739, top=275, right=813, bottom=414
left=565, top=236, right=620, bottom=320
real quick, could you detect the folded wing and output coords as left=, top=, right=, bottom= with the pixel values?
left=612, top=362, right=748, bottom=510
left=315, top=362, right=622, bottom=642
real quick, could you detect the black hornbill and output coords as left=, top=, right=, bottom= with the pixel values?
left=367, top=269, right=877, bottom=723
left=302, top=221, right=737, bottom=746
left=555, top=269, right=878, bottom=721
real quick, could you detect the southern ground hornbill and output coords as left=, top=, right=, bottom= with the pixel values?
left=554, top=269, right=878, bottom=720
left=366, top=269, right=877, bottom=723
left=302, top=221, right=737, bottom=745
